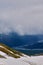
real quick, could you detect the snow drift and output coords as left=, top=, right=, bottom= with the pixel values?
left=0, top=43, right=43, bottom=65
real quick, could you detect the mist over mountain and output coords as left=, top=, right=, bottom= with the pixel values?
left=0, top=32, right=43, bottom=49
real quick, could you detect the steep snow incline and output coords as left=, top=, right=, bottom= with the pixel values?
left=0, top=53, right=30, bottom=65
left=0, top=44, right=43, bottom=65
left=0, top=52, right=43, bottom=65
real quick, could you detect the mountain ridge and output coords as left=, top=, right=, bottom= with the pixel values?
left=0, top=33, right=43, bottom=49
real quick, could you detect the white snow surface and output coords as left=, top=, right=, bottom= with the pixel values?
left=0, top=51, right=7, bottom=56
left=0, top=51, right=43, bottom=65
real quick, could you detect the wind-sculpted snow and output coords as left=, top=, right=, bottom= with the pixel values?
left=0, top=44, right=29, bottom=65
left=0, top=54, right=43, bottom=65
left=0, top=43, right=43, bottom=65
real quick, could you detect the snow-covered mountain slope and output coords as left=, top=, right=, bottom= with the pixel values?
left=0, top=52, right=43, bottom=65
left=0, top=43, right=43, bottom=65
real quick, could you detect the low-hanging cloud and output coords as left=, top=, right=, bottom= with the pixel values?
left=0, top=0, right=43, bottom=35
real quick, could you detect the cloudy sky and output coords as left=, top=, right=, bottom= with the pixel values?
left=0, top=0, right=43, bottom=35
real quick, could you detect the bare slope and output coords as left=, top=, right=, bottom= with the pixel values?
left=0, top=43, right=23, bottom=58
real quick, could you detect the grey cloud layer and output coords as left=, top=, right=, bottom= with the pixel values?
left=0, top=0, right=43, bottom=35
